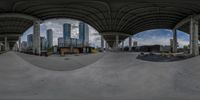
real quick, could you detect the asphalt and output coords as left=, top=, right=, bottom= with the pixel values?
left=0, top=51, right=200, bottom=100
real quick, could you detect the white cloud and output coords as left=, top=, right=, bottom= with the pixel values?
left=22, top=20, right=189, bottom=48
left=121, top=29, right=189, bottom=48
left=21, top=18, right=101, bottom=47
left=178, top=38, right=189, bottom=47
left=88, top=26, right=101, bottom=47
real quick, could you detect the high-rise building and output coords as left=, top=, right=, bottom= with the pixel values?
left=79, top=22, right=89, bottom=46
left=63, top=23, right=71, bottom=41
left=27, top=34, right=33, bottom=49
left=47, top=29, right=53, bottom=48
left=40, top=37, right=47, bottom=50
left=133, top=41, right=138, bottom=47
left=58, top=37, right=64, bottom=47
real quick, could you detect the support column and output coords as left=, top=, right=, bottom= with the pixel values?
left=18, top=36, right=21, bottom=52
left=0, top=42, right=2, bottom=51
left=101, top=32, right=131, bottom=51
left=106, top=43, right=109, bottom=50
left=70, top=38, right=73, bottom=53
left=190, top=17, right=199, bottom=56
left=115, top=34, right=119, bottom=50
left=101, top=36, right=104, bottom=51
left=7, top=42, right=10, bottom=51
left=122, top=41, right=124, bottom=51
left=33, top=21, right=41, bottom=55
left=129, top=36, right=132, bottom=51
left=4, top=36, right=8, bottom=51
left=194, top=20, right=199, bottom=56
left=172, top=29, right=178, bottom=53
left=190, top=18, right=193, bottom=54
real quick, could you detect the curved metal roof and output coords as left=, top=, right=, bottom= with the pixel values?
left=0, top=0, right=200, bottom=46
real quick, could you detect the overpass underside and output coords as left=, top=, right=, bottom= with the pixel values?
left=0, top=0, right=199, bottom=56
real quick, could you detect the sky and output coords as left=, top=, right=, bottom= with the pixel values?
left=122, top=29, right=189, bottom=48
left=21, top=19, right=101, bottom=47
left=21, top=19, right=190, bottom=48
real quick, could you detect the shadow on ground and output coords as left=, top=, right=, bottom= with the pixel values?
left=136, top=53, right=193, bottom=62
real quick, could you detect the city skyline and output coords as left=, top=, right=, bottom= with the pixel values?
left=20, top=19, right=190, bottom=48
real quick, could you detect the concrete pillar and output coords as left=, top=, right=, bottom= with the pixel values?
left=70, top=38, right=73, bottom=53
left=4, top=36, right=8, bottom=51
left=190, top=17, right=199, bottom=56
left=122, top=41, right=124, bottom=51
left=7, top=42, right=10, bottom=51
left=33, top=21, right=41, bottom=55
left=129, top=36, right=132, bottom=51
left=194, top=20, right=199, bottom=56
left=18, top=36, right=21, bottom=52
left=172, top=29, right=177, bottom=53
left=105, top=43, right=109, bottom=50
left=115, top=34, right=119, bottom=50
left=190, top=19, right=193, bottom=54
left=101, top=36, right=104, bottom=51
left=0, top=42, right=2, bottom=51
left=13, top=43, right=17, bottom=51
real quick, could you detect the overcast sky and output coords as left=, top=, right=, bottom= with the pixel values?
left=21, top=19, right=189, bottom=48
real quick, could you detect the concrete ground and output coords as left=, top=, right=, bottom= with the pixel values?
left=136, top=53, right=192, bottom=62
left=0, top=51, right=200, bottom=100
left=16, top=53, right=104, bottom=71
